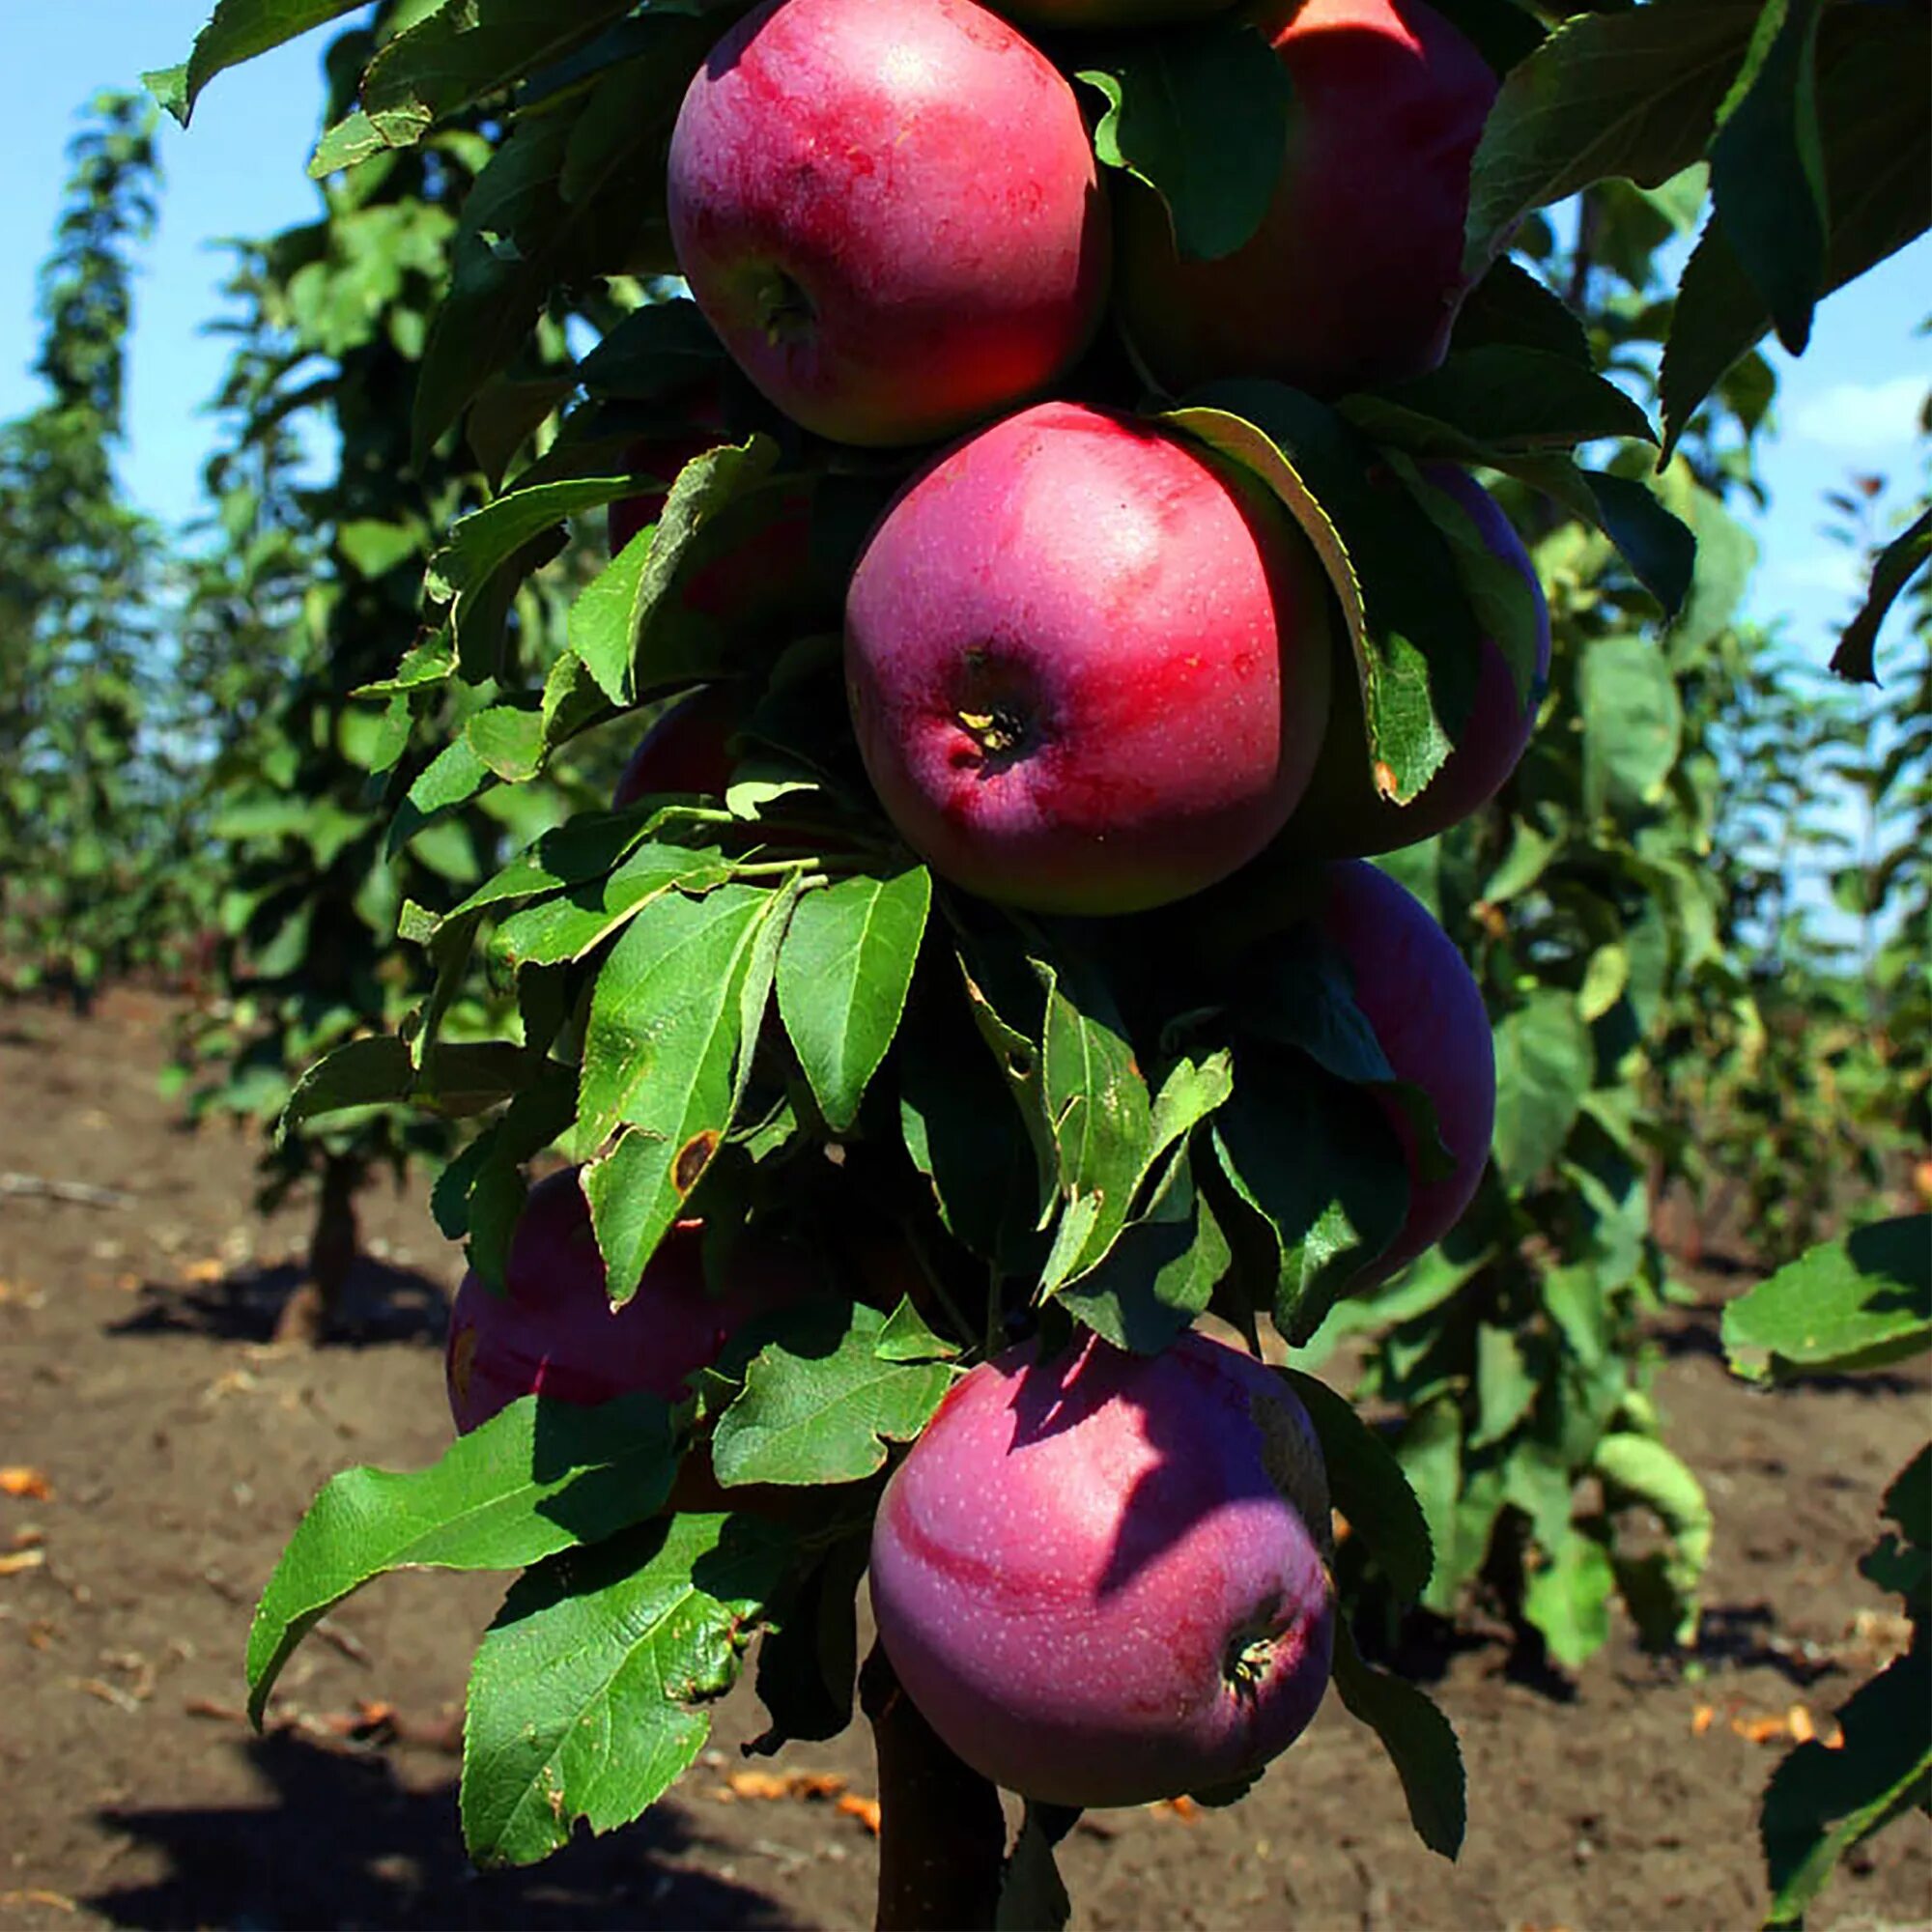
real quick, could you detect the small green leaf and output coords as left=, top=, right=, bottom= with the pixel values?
left=461, top=1512, right=791, bottom=1868
left=777, top=866, right=930, bottom=1134
left=491, top=841, right=732, bottom=972
left=1492, top=990, right=1592, bottom=1188
left=1470, top=1324, right=1537, bottom=1449
left=711, top=1301, right=956, bottom=1488
left=144, top=0, right=369, bottom=127
left=1522, top=1529, right=1617, bottom=1670
left=245, top=1394, right=678, bottom=1726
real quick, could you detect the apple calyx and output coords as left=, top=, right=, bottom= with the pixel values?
left=753, top=267, right=817, bottom=348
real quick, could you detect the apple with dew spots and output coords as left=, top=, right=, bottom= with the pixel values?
left=869, top=1327, right=1335, bottom=1807
left=844, top=399, right=1333, bottom=914
left=668, top=0, right=1112, bottom=446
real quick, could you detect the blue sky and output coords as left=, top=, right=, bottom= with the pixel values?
left=1, top=0, right=1925, bottom=667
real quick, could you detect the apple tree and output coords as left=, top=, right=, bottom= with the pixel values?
left=147, top=0, right=1928, bottom=1922
left=0, top=94, right=192, bottom=1006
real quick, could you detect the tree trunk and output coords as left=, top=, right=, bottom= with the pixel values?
left=862, top=1643, right=1006, bottom=1932
left=276, top=1152, right=360, bottom=1345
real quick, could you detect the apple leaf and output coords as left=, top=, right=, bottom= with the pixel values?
left=1761, top=1634, right=1932, bottom=1926
left=1331, top=1622, right=1466, bottom=1858
left=751, top=1532, right=870, bottom=1753
left=996, top=1804, right=1074, bottom=1932
left=1213, top=1049, right=1410, bottom=1346
left=490, top=840, right=733, bottom=972
left=281, top=1037, right=537, bottom=1131
left=1593, top=1433, right=1712, bottom=1634
left=710, top=1299, right=957, bottom=1489
left=777, top=865, right=931, bottom=1134
left=1660, top=4, right=1930, bottom=457
left=244, top=1392, right=679, bottom=1727
left=577, top=297, right=728, bottom=402
left=143, top=0, right=370, bottom=127
left=1578, top=634, right=1685, bottom=817
left=581, top=880, right=797, bottom=1298
left=1178, top=382, right=1482, bottom=808
left=437, top=809, right=666, bottom=926
left=1448, top=258, right=1593, bottom=366
left=1833, top=504, right=1932, bottom=686
left=1461, top=0, right=1762, bottom=271
left=571, top=437, right=783, bottom=706
left=461, top=1512, right=792, bottom=1868
left=1721, top=1217, right=1932, bottom=1382
left=307, top=1, right=636, bottom=176
left=1522, top=1528, right=1618, bottom=1670
left=1054, top=1142, right=1229, bottom=1355
left=1078, top=18, right=1292, bottom=263
left=1707, top=0, right=1828, bottom=355
left=1491, top=989, right=1593, bottom=1188
left=1285, top=1369, right=1433, bottom=1605
left=1350, top=346, right=1659, bottom=452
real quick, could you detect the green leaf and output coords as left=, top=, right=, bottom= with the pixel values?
left=1470, top=1324, right=1537, bottom=1449
left=143, top=0, right=370, bottom=127
left=1054, top=1144, right=1229, bottom=1355
left=1594, top=1433, right=1712, bottom=1634
left=876, top=1296, right=963, bottom=1365
left=1285, top=1370, right=1434, bottom=1604
left=1578, top=472, right=1697, bottom=619
left=1449, top=257, right=1592, bottom=365
left=1579, top=635, right=1683, bottom=817
left=1178, top=384, right=1482, bottom=807
left=777, top=867, right=930, bottom=1134
left=1522, top=1529, right=1617, bottom=1670
left=1078, top=18, right=1293, bottom=263
left=571, top=439, right=783, bottom=705
left=997, top=1805, right=1074, bottom=1932
left=1356, top=346, right=1658, bottom=451
left=1491, top=990, right=1592, bottom=1188
left=281, top=1037, right=534, bottom=1132
left=309, top=1, right=635, bottom=176
left=1707, top=0, right=1827, bottom=354
left=245, top=1393, right=678, bottom=1726
left=582, top=882, right=795, bottom=1297
left=1833, top=503, right=1932, bottom=686
left=576, top=297, right=727, bottom=401
left=1462, top=2, right=1762, bottom=270
left=1761, top=1634, right=1932, bottom=1925
left=1330, top=1622, right=1465, bottom=1858
left=752, top=1533, right=869, bottom=1751
left=711, top=1300, right=955, bottom=1489
left=1721, top=1218, right=1932, bottom=1380
left=490, top=841, right=732, bottom=972
left=461, top=1512, right=791, bottom=1868
left=1213, top=1052, right=1410, bottom=1345
left=1660, top=7, right=1930, bottom=455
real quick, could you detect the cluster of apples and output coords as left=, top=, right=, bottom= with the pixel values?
left=461, top=0, right=1548, bottom=1810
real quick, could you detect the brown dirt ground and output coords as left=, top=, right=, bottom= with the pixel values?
left=0, top=992, right=1926, bottom=1932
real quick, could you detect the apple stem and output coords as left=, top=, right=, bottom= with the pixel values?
left=861, top=1642, right=1006, bottom=1931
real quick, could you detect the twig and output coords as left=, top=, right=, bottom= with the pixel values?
left=0, top=1172, right=134, bottom=1209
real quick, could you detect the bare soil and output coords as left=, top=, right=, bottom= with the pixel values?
left=1, top=994, right=1926, bottom=1931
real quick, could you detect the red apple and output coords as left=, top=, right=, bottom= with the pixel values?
left=844, top=400, right=1334, bottom=914
left=869, top=1328, right=1335, bottom=1807
left=444, top=1168, right=800, bottom=1433
left=1287, top=466, right=1550, bottom=856
left=1115, top=0, right=1498, bottom=398
left=667, top=0, right=1111, bottom=447
left=612, top=685, right=742, bottom=809
left=1316, top=860, right=1494, bottom=1278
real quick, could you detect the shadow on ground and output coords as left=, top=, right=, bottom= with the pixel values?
left=87, top=1733, right=789, bottom=1930
left=106, top=1257, right=449, bottom=1348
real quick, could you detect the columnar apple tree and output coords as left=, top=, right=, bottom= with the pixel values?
left=149, top=0, right=1928, bottom=1920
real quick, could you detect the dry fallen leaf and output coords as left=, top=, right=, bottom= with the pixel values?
left=725, top=1770, right=848, bottom=1802
left=1732, top=1714, right=1791, bottom=1746
left=0, top=1548, right=47, bottom=1577
left=1690, top=1704, right=1716, bottom=1736
left=0, top=1891, right=76, bottom=1915
left=1787, top=1704, right=1816, bottom=1744
left=838, top=1794, right=882, bottom=1835
left=1152, top=1796, right=1200, bottom=1822
left=0, top=1466, right=52, bottom=1501
left=183, top=1258, right=226, bottom=1285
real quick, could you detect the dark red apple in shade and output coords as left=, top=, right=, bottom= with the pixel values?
left=612, top=685, right=742, bottom=809
left=869, top=1328, right=1335, bottom=1808
left=444, top=1168, right=800, bottom=1434
left=667, top=0, right=1112, bottom=447
left=1315, top=861, right=1494, bottom=1279
left=1287, top=466, right=1550, bottom=856
left=844, top=400, right=1334, bottom=915
left=1115, top=0, right=1498, bottom=398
